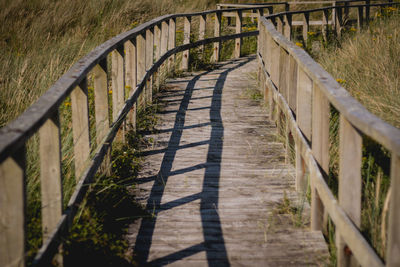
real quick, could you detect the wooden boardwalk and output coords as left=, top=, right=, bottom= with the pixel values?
left=128, top=56, right=329, bottom=266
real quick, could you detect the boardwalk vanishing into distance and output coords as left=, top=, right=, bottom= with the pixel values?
left=128, top=56, right=328, bottom=266
left=1, top=1, right=400, bottom=267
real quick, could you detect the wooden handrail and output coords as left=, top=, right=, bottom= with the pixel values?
left=258, top=1, right=399, bottom=266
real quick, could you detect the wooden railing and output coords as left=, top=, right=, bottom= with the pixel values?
left=0, top=5, right=275, bottom=267
left=258, top=1, right=399, bottom=267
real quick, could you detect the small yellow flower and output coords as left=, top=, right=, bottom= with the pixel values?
left=295, top=42, right=303, bottom=47
left=108, top=90, right=112, bottom=94
left=350, top=27, right=357, bottom=32
left=64, top=102, right=71, bottom=107
left=388, top=35, right=393, bottom=39
left=125, top=85, right=132, bottom=89
left=336, top=78, right=346, bottom=84
left=307, top=31, right=316, bottom=36
left=372, top=38, right=377, bottom=41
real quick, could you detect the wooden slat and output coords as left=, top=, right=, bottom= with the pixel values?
left=182, top=16, right=191, bottom=70
left=296, top=67, right=312, bottom=142
left=160, top=21, right=169, bottom=78
left=154, top=24, right=161, bottom=90
left=283, top=14, right=292, bottom=40
left=94, top=59, right=110, bottom=142
left=168, top=18, right=176, bottom=71
left=137, top=33, right=146, bottom=108
left=199, top=14, right=206, bottom=54
left=213, top=11, right=221, bottom=62
left=310, top=83, right=329, bottom=231
left=146, top=28, right=154, bottom=104
left=387, top=154, right=400, bottom=267
left=276, top=15, right=283, bottom=34
left=124, top=41, right=137, bottom=131
left=39, top=112, right=62, bottom=240
left=296, top=144, right=307, bottom=193
left=235, top=10, right=242, bottom=58
left=302, top=12, right=310, bottom=42
left=279, top=47, right=289, bottom=99
left=256, top=8, right=264, bottom=53
left=322, top=9, right=329, bottom=41
left=270, top=39, right=280, bottom=89
left=71, top=78, right=91, bottom=180
left=287, top=54, right=297, bottom=114
left=0, top=147, right=26, bottom=267
left=112, top=47, right=125, bottom=122
left=357, top=6, right=364, bottom=32
left=337, top=115, right=362, bottom=267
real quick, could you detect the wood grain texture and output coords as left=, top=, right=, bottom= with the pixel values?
left=388, top=154, right=400, bottom=267
left=234, top=10, right=242, bottom=58
left=182, top=16, right=191, bottom=70
left=128, top=57, right=328, bottom=266
left=213, top=11, right=221, bottom=62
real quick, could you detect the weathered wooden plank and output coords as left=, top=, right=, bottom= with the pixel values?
left=160, top=20, right=169, bottom=78
left=387, top=154, right=400, bottom=267
left=199, top=14, right=206, bottom=55
left=310, top=83, right=329, bottom=231
left=39, top=112, right=62, bottom=240
left=322, top=9, right=329, bottom=42
left=168, top=18, right=176, bottom=72
left=337, top=115, right=362, bottom=267
left=146, top=28, right=154, bottom=104
left=357, top=6, right=364, bottom=32
left=112, top=46, right=125, bottom=122
left=302, top=12, right=310, bottom=42
left=137, top=33, right=146, bottom=108
left=124, top=41, right=137, bottom=131
left=287, top=54, right=297, bottom=114
left=0, top=147, right=26, bottom=267
left=71, top=78, right=91, bottom=180
left=213, top=11, right=221, bottom=62
left=182, top=16, right=191, bottom=70
left=270, top=39, right=280, bottom=89
left=279, top=47, right=289, bottom=99
left=94, top=59, right=110, bottom=142
left=283, top=13, right=292, bottom=40
left=154, top=24, right=161, bottom=90
left=234, top=10, right=242, bottom=58
left=296, top=67, right=312, bottom=142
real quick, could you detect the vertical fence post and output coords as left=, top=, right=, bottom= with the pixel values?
left=0, top=147, right=26, bottom=267
left=336, top=5, right=343, bottom=37
left=182, top=16, right=191, bottom=71
left=322, top=9, right=329, bottom=42
left=136, top=33, right=146, bottom=109
left=276, top=15, right=283, bottom=34
left=160, top=21, right=169, bottom=78
left=387, top=154, right=400, bottom=267
left=213, top=11, right=221, bottom=62
left=235, top=10, right=242, bottom=58
left=71, top=77, right=91, bottom=180
left=94, top=58, right=112, bottom=175
left=40, top=111, right=62, bottom=240
left=357, top=6, right=364, bottom=32
left=302, top=12, right=310, bottom=42
left=337, top=115, right=362, bottom=267
left=168, top=18, right=176, bottom=72
left=283, top=14, right=292, bottom=40
left=287, top=54, right=297, bottom=114
left=154, top=24, right=161, bottom=90
left=146, top=28, right=154, bottom=104
left=112, top=45, right=125, bottom=121
left=311, top=83, right=329, bottom=231
left=199, top=14, right=206, bottom=56
left=365, top=0, right=370, bottom=24
left=124, top=41, right=137, bottom=132
left=257, top=8, right=264, bottom=55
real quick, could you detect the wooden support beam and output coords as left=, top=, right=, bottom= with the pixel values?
left=387, top=154, right=400, bottom=267
left=40, top=111, right=62, bottom=240
left=270, top=39, right=280, bottom=89
left=276, top=15, right=284, bottom=34
left=337, top=115, right=362, bottom=267
left=168, top=18, right=176, bottom=72
left=0, top=147, right=26, bottom=267
left=296, top=67, right=312, bottom=142
left=283, top=14, right=292, bottom=40
left=357, top=6, right=364, bottom=32
left=112, top=46, right=125, bottom=122
left=124, top=40, right=137, bottom=132
left=311, top=83, right=329, bottom=231
left=71, top=78, right=91, bottom=180
left=154, top=24, right=161, bottom=90
left=160, top=20, right=169, bottom=78
left=182, top=16, right=191, bottom=70
left=199, top=15, right=206, bottom=55
left=303, top=12, right=310, bottom=42
left=94, top=58, right=110, bottom=142
left=146, top=28, right=154, bottom=104
left=279, top=47, right=289, bottom=99
left=213, top=11, right=221, bottom=62
left=256, top=8, right=264, bottom=54
left=136, top=33, right=146, bottom=108
left=322, top=9, right=329, bottom=42
left=234, top=10, right=242, bottom=58
left=287, top=54, right=297, bottom=114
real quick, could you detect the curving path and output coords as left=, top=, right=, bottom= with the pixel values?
left=127, top=56, right=329, bottom=266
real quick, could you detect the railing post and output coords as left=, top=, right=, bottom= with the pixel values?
left=94, top=58, right=112, bottom=175
left=311, top=83, right=329, bottom=231
left=365, top=0, right=370, bottom=24
left=168, top=18, right=176, bottom=72
left=387, top=154, right=400, bottom=267
left=154, top=24, right=161, bottom=90
left=271, top=40, right=280, bottom=90
left=322, top=9, right=329, bottom=42
left=335, top=5, right=343, bottom=37
left=40, top=111, right=62, bottom=240
left=279, top=47, right=288, bottom=100
left=71, top=78, right=91, bottom=180
left=124, top=41, right=137, bottom=132
left=283, top=14, right=292, bottom=40
left=199, top=14, right=206, bottom=56
left=276, top=15, right=284, bottom=34
left=287, top=55, right=297, bottom=114
left=235, top=10, right=242, bottom=58
left=256, top=8, right=264, bottom=55
left=136, top=33, right=146, bottom=108
left=0, top=147, right=26, bottom=267
left=213, top=11, right=221, bottom=62
left=182, top=16, right=191, bottom=71
left=112, top=45, right=125, bottom=120
left=357, top=6, right=364, bottom=32
left=146, top=28, right=154, bottom=104
left=302, top=12, right=310, bottom=42
left=160, top=20, right=169, bottom=78
left=337, top=115, right=362, bottom=267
